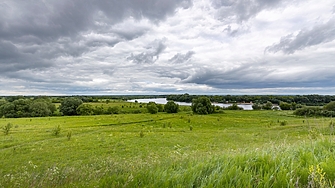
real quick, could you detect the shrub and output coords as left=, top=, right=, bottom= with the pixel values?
left=191, top=97, right=215, bottom=115
left=226, top=103, right=243, bottom=110
left=147, top=102, right=158, bottom=114
left=164, top=101, right=179, bottom=113
left=2, top=123, right=12, bottom=135
left=324, top=101, right=335, bottom=111
left=52, top=125, right=61, bottom=136
left=60, top=98, right=83, bottom=116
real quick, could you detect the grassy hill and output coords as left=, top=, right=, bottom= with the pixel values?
left=1, top=109, right=334, bottom=187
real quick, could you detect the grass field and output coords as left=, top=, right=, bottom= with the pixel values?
left=1, top=106, right=335, bottom=187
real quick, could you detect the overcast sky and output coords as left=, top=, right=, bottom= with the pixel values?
left=1, top=0, right=335, bottom=95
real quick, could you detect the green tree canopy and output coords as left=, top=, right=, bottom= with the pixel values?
left=164, top=101, right=179, bottom=113
left=324, top=101, right=335, bottom=111
left=60, top=98, right=83, bottom=116
left=191, top=97, right=215, bottom=115
left=147, top=102, right=158, bottom=114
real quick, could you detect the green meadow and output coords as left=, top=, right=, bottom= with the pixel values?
left=1, top=102, right=335, bottom=187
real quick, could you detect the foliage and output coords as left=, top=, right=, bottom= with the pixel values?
left=252, top=103, right=262, bottom=110
left=279, top=102, right=292, bottom=110
left=167, top=94, right=335, bottom=106
left=226, top=103, right=243, bottom=110
left=262, top=101, right=273, bottom=110
left=59, top=98, right=83, bottom=116
left=324, top=101, right=335, bottom=111
left=164, top=101, right=179, bottom=113
left=2, top=122, right=12, bottom=135
left=191, top=97, right=215, bottom=114
left=147, top=102, right=158, bottom=114
left=52, top=125, right=61, bottom=136
left=76, top=104, right=94, bottom=115
left=294, top=107, right=335, bottom=117
left=0, top=99, right=55, bottom=118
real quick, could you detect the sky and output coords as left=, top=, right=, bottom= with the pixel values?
left=1, top=0, right=335, bottom=96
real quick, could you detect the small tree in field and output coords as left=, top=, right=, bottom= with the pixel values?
left=191, top=97, right=215, bottom=115
left=147, top=102, right=158, bottom=114
left=164, top=101, right=179, bottom=113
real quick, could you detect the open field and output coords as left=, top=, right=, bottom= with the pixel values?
left=1, top=109, right=335, bottom=187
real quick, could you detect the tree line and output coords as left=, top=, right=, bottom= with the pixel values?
left=167, top=94, right=335, bottom=106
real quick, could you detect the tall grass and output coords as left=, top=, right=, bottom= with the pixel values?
left=1, top=111, right=335, bottom=187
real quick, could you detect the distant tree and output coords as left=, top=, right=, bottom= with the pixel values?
left=226, top=103, right=243, bottom=110
left=60, top=98, right=83, bottom=116
left=279, top=102, right=292, bottom=110
left=324, top=101, right=335, bottom=111
left=263, top=101, right=273, bottom=110
left=107, top=106, right=120, bottom=114
left=164, top=101, right=179, bottom=113
left=252, top=103, right=262, bottom=110
left=76, top=104, right=94, bottom=115
left=191, top=97, right=215, bottom=115
left=147, top=102, right=158, bottom=114
left=29, top=101, right=52, bottom=117
left=157, top=104, right=164, bottom=112
left=0, top=103, right=16, bottom=118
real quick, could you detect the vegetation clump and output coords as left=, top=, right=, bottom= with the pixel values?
left=147, top=102, right=158, bottom=114
left=60, top=98, right=83, bottom=116
left=2, top=122, right=12, bottom=135
left=191, top=97, right=215, bottom=115
left=164, top=101, right=179, bottom=113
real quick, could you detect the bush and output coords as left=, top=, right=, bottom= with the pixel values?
left=226, top=103, right=243, bottom=110
left=76, top=104, right=94, bottom=115
left=252, top=103, right=262, bottom=110
left=164, top=101, right=179, bottom=113
left=60, top=98, right=83, bottom=116
left=191, top=97, right=215, bottom=115
left=52, top=125, right=61, bottom=136
left=324, top=101, right=335, bottom=111
left=2, top=123, right=12, bottom=135
left=147, top=102, right=158, bottom=114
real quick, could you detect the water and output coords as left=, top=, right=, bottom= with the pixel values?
left=128, top=98, right=253, bottom=110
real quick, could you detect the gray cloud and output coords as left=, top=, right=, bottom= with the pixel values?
left=181, top=60, right=335, bottom=89
left=266, top=18, right=335, bottom=54
left=127, top=39, right=167, bottom=64
left=168, top=51, right=195, bottom=64
left=0, top=0, right=190, bottom=75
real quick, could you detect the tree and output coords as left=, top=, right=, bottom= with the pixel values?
left=59, top=98, right=83, bottom=116
left=263, top=101, right=273, bottom=110
left=191, top=97, right=215, bottom=115
left=164, top=101, right=179, bottom=113
left=324, top=101, right=335, bottom=111
left=76, top=104, right=94, bottom=115
left=279, top=102, right=292, bottom=110
left=252, top=103, right=262, bottom=110
left=147, top=102, right=158, bottom=114
left=29, top=101, right=52, bottom=117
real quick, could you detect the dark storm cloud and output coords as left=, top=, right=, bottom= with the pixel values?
left=211, top=0, right=283, bottom=22
left=127, top=39, right=167, bottom=64
left=0, top=40, right=51, bottom=74
left=266, top=18, right=335, bottom=54
left=168, top=51, right=195, bottom=64
left=0, top=0, right=191, bottom=74
left=0, top=0, right=192, bottom=42
left=181, top=62, right=335, bottom=89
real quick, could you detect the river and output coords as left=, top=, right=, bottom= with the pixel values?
left=128, top=98, right=253, bottom=110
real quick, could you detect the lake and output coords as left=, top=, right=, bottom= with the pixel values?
left=128, top=98, right=253, bottom=110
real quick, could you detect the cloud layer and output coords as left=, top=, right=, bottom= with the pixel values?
left=1, top=0, right=335, bottom=95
